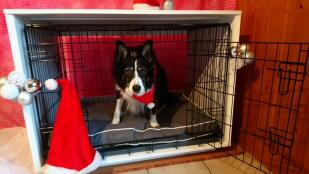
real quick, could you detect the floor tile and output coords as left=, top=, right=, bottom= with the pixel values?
left=204, top=158, right=244, bottom=174
left=148, top=161, right=210, bottom=174
left=236, top=153, right=271, bottom=173
left=221, top=156, right=257, bottom=174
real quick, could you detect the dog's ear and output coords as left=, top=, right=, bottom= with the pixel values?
left=142, top=40, right=153, bottom=61
left=116, top=40, right=127, bottom=59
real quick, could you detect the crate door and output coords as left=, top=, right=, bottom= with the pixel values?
left=230, top=43, right=308, bottom=174
left=24, top=26, right=63, bottom=157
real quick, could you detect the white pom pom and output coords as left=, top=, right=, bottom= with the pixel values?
left=17, top=91, right=33, bottom=105
left=0, top=83, right=20, bottom=100
left=147, top=102, right=155, bottom=109
left=8, top=71, right=26, bottom=88
left=239, top=44, right=250, bottom=53
left=45, top=79, right=58, bottom=90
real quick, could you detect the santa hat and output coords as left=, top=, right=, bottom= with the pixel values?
left=133, top=0, right=162, bottom=10
left=40, top=79, right=101, bottom=174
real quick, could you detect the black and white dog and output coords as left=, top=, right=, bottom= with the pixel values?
left=112, top=40, right=169, bottom=127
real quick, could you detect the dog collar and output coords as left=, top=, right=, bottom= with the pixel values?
left=132, top=86, right=155, bottom=109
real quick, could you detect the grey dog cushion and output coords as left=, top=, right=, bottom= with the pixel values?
left=85, top=96, right=221, bottom=146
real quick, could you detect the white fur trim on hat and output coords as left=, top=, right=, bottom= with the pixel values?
left=39, top=151, right=102, bottom=174
left=79, top=151, right=102, bottom=174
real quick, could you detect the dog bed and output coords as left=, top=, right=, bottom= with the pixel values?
left=83, top=96, right=222, bottom=147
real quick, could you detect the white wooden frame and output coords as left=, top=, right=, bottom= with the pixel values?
left=4, top=9, right=241, bottom=172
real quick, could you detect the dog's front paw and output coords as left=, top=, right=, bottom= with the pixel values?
left=150, top=114, right=159, bottom=127
left=112, top=117, right=120, bottom=124
left=150, top=120, right=160, bottom=127
left=149, top=119, right=160, bottom=127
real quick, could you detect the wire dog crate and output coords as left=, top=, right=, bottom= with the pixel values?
left=24, top=23, right=232, bottom=156
left=5, top=10, right=309, bottom=174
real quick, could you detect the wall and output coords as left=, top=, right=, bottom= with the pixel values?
left=237, top=0, right=309, bottom=173
left=0, top=0, right=236, bottom=129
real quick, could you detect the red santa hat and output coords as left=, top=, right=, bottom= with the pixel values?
left=133, top=0, right=162, bottom=10
left=40, top=79, right=101, bottom=174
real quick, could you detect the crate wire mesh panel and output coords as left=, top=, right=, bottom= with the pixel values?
left=229, top=43, right=308, bottom=174
left=24, top=24, right=308, bottom=174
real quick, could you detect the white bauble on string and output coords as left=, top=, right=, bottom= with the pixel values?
left=163, top=0, right=173, bottom=10
left=45, top=79, right=58, bottom=90
left=239, top=44, right=250, bottom=53
left=242, top=51, right=255, bottom=64
left=0, top=83, right=20, bottom=100
left=17, top=91, right=33, bottom=105
left=8, top=71, right=26, bottom=88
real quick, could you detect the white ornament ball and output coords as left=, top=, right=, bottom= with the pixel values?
left=8, top=71, right=26, bottom=88
left=163, top=0, right=174, bottom=10
left=239, top=44, right=250, bottom=53
left=17, top=91, right=33, bottom=105
left=242, top=51, right=255, bottom=64
left=45, top=79, right=58, bottom=90
left=0, top=77, right=8, bottom=87
left=0, top=83, right=20, bottom=100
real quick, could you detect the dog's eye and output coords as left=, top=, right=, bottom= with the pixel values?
left=138, top=67, right=147, bottom=73
left=124, top=67, right=134, bottom=73
left=122, top=67, right=134, bottom=83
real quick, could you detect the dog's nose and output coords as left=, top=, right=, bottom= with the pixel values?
left=132, top=85, right=141, bottom=92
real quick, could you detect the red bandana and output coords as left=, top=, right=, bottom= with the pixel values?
left=132, top=86, right=155, bottom=108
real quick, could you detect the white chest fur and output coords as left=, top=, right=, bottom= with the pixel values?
left=122, top=92, right=145, bottom=115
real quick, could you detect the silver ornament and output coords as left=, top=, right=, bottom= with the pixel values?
left=163, top=0, right=174, bottom=10
left=17, top=91, right=33, bottom=105
left=24, top=79, right=41, bottom=93
left=239, top=44, right=250, bottom=53
left=242, top=51, right=255, bottom=64
left=0, top=77, right=8, bottom=87
left=230, top=46, right=241, bottom=57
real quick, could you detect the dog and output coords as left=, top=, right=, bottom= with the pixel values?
left=112, top=40, right=169, bottom=127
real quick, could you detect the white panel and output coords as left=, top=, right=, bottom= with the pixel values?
left=3, top=10, right=242, bottom=169
left=5, top=14, right=42, bottom=172
left=3, top=9, right=241, bottom=24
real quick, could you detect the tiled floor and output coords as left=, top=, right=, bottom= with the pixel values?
left=118, top=155, right=269, bottom=174
left=0, top=127, right=34, bottom=174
